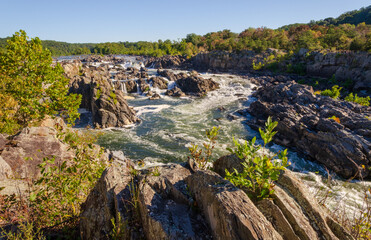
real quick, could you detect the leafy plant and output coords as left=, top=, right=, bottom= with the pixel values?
left=328, top=115, right=341, bottom=123
left=321, top=85, right=342, bottom=99
left=110, top=91, right=118, bottom=105
left=109, top=214, right=128, bottom=240
left=29, top=128, right=107, bottom=228
left=225, top=117, right=289, bottom=202
left=0, top=30, right=81, bottom=133
left=345, top=93, right=370, bottom=106
left=1, top=220, right=45, bottom=240
left=150, top=166, right=161, bottom=177
left=188, top=126, right=220, bottom=170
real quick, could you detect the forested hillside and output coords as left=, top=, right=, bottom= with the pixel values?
left=0, top=5, right=370, bottom=56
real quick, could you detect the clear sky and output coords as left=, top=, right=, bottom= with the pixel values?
left=0, top=0, right=370, bottom=43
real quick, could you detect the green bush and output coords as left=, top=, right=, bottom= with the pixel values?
left=29, top=128, right=107, bottom=228
left=345, top=93, right=370, bottom=106
left=0, top=30, right=81, bottom=134
left=225, top=117, right=289, bottom=202
left=188, top=126, right=220, bottom=170
left=321, top=85, right=342, bottom=99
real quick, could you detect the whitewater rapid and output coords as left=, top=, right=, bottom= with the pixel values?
left=94, top=68, right=369, bottom=221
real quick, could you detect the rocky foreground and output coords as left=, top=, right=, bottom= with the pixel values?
left=0, top=117, right=353, bottom=239
left=80, top=155, right=352, bottom=240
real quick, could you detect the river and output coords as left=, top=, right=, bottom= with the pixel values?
left=69, top=56, right=370, bottom=223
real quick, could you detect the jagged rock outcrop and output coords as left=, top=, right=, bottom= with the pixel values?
left=165, top=87, right=186, bottom=97
left=80, top=155, right=352, bottom=240
left=137, top=164, right=211, bottom=240
left=92, top=81, right=140, bottom=128
left=62, top=60, right=82, bottom=79
left=145, top=55, right=188, bottom=69
left=158, top=70, right=219, bottom=96
left=189, top=50, right=371, bottom=96
left=213, top=155, right=353, bottom=240
left=303, top=50, right=371, bottom=92
left=67, top=64, right=140, bottom=128
left=0, top=118, right=73, bottom=180
left=191, top=49, right=282, bottom=72
left=80, top=159, right=135, bottom=240
left=245, top=80, right=371, bottom=178
left=186, top=170, right=282, bottom=240
left=149, top=76, right=168, bottom=89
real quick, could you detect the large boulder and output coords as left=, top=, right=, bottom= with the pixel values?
left=91, top=79, right=140, bottom=128
left=68, top=65, right=140, bottom=128
left=137, top=164, right=211, bottom=240
left=149, top=76, right=168, bottom=89
left=158, top=70, right=219, bottom=96
left=81, top=156, right=353, bottom=240
left=61, top=60, right=82, bottom=79
left=145, top=55, right=188, bottom=69
left=80, top=159, right=135, bottom=240
left=0, top=118, right=73, bottom=180
left=185, top=170, right=283, bottom=240
left=213, top=155, right=353, bottom=240
left=165, top=87, right=186, bottom=97
left=246, top=80, right=371, bottom=178
left=176, top=75, right=219, bottom=96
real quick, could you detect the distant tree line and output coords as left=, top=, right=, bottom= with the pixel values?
left=1, top=6, right=370, bottom=57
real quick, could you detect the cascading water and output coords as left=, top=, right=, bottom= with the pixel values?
left=64, top=54, right=368, bottom=222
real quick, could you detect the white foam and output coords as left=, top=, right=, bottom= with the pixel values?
left=134, top=104, right=171, bottom=116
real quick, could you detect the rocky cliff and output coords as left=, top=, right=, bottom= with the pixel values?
left=241, top=76, right=371, bottom=179
left=80, top=155, right=352, bottom=240
left=63, top=61, right=140, bottom=128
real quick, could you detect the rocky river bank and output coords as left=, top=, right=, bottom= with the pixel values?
left=1, top=52, right=370, bottom=239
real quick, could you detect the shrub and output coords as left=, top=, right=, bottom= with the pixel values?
left=328, top=115, right=341, bottom=123
left=29, top=129, right=107, bottom=228
left=345, top=93, right=370, bottom=106
left=0, top=93, right=19, bottom=134
left=225, top=117, right=289, bottom=202
left=0, top=30, right=81, bottom=134
left=321, top=85, right=342, bottom=99
left=188, top=126, right=220, bottom=170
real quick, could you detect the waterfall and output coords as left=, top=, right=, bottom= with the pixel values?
left=136, top=81, right=141, bottom=94
left=122, top=82, right=127, bottom=94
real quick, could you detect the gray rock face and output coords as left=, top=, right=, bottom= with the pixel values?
left=80, top=160, right=134, bottom=240
left=149, top=76, right=168, bottom=89
left=213, top=155, right=353, bottom=240
left=246, top=80, right=371, bottom=178
left=158, top=70, right=219, bottom=96
left=145, top=55, right=187, bottom=69
left=190, top=50, right=371, bottom=95
left=305, top=51, right=371, bottom=92
left=138, top=164, right=211, bottom=240
left=81, top=156, right=352, bottom=240
left=0, top=119, right=73, bottom=180
left=165, top=87, right=186, bottom=97
left=186, top=170, right=282, bottom=240
left=91, top=80, right=140, bottom=128
left=67, top=64, right=140, bottom=128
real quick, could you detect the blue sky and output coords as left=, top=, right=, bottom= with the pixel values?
left=0, top=0, right=370, bottom=43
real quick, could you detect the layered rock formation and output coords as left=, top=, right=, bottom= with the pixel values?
left=158, top=70, right=219, bottom=96
left=80, top=156, right=351, bottom=240
left=0, top=118, right=73, bottom=181
left=302, top=50, right=371, bottom=92
left=145, top=55, right=188, bottom=69
left=244, top=78, right=371, bottom=179
left=64, top=62, right=140, bottom=128
left=188, top=50, right=371, bottom=95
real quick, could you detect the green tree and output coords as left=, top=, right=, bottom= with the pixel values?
left=0, top=30, right=81, bottom=133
